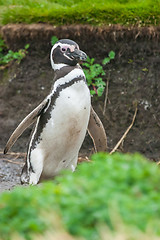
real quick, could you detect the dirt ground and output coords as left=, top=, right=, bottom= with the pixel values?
left=0, top=24, right=160, bottom=192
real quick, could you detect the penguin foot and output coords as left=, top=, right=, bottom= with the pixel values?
left=20, top=172, right=29, bottom=184
left=29, top=172, right=40, bottom=185
left=20, top=163, right=29, bottom=184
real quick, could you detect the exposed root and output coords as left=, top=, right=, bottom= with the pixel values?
left=110, top=104, right=138, bottom=154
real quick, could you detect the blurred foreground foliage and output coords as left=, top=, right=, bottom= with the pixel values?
left=0, top=152, right=160, bottom=240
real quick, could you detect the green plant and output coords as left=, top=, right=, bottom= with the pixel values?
left=51, top=36, right=58, bottom=46
left=0, top=38, right=29, bottom=66
left=0, top=152, right=160, bottom=240
left=82, top=51, right=115, bottom=96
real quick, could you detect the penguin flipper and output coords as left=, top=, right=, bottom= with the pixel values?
left=88, top=106, right=107, bottom=152
left=4, top=99, right=49, bottom=154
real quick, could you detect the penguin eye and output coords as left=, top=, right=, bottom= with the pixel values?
left=61, top=47, right=67, bottom=52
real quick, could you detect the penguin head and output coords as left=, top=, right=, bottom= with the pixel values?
left=50, top=39, right=87, bottom=70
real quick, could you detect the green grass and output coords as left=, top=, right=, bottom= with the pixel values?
left=0, top=0, right=159, bottom=26
left=1, top=152, right=160, bottom=240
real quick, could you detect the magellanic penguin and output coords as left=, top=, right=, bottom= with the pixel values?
left=4, top=39, right=107, bottom=185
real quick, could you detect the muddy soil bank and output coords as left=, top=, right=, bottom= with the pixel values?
left=0, top=24, right=160, bottom=162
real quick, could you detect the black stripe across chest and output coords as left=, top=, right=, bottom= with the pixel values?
left=30, top=67, right=87, bottom=149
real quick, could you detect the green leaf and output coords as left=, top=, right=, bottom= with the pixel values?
left=102, top=57, right=110, bottom=65
left=90, top=90, right=96, bottom=95
left=97, top=86, right=105, bottom=96
left=25, top=44, right=30, bottom=50
left=142, top=67, right=148, bottom=72
left=90, top=58, right=95, bottom=65
left=82, top=62, right=90, bottom=68
left=51, top=36, right=58, bottom=46
left=95, top=77, right=103, bottom=83
left=109, top=51, right=115, bottom=59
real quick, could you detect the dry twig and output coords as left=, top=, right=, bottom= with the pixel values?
left=103, top=79, right=109, bottom=116
left=110, top=105, right=138, bottom=154
left=0, top=151, right=26, bottom=164
left=0, top=151, right=26, bottom=157
left=0, top=158, right=23, bottom=165
left=78, top=156, right=90, bottom=163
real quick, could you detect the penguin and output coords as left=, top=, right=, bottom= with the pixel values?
left=4, top=39, right=107, bottom=185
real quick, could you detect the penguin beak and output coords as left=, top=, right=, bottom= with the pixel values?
left=70, top=49, right=87, bottom=62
